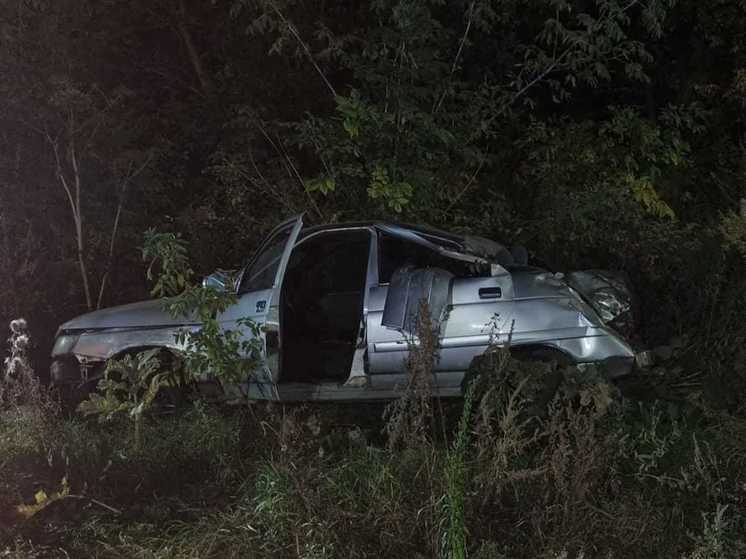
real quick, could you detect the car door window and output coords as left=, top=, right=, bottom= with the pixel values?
left=239, top=226, right=293, bottom=293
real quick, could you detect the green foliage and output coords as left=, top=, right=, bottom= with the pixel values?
left=77, top=350, right=168, bottom=422
left=683, top=505, right=734, bottom=559
left=76, top=349, right=179, bottom=449
left=439, top=377, right=476, bottom=559
left=629, top=175, right=676, bottom=219
left=174, top=314, right=262, bottom=385
left=143, top=230, right=263, bottom=385
left=720, top=212, right=746, bottom=258
left=288, top=0, right=676, bottom=223
left=305, top=175, right=336, bottom=195
left=337, top=91, right=364, bottom=140
left=367, top=164, right=413, bottom=213
left=142, top=229, right=195, bottom=298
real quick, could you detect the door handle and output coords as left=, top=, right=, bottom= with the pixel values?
left=479, top=287, right=502, bottom=299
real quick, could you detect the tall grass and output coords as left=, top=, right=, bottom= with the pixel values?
left=2, top=316, right=746, bottom=558
left=439, top=377, right=475, bottom=559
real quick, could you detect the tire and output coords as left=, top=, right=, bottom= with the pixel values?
left=510, top=346, right=571, bottom=418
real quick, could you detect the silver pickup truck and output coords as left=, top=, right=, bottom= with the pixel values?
left=50, top=216, right=647, bottom=402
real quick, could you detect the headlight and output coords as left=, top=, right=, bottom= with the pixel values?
left=51, top=334, right=80, bottom=357
left=591, top=288, right=630, bottom=323
left=588, top=289, right=635, bottom=336
left=565, top=270, right=637, bottom=337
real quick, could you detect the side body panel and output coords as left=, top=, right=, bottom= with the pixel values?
left=367, top=271, right=636, bottom=395
left=68, top=326, right=190, bottom=362
left=366, top=275, right=514, bottom=392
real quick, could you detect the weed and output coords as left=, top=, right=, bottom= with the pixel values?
left=438, top=377, right=475, bottom=559
left=1, top=319, right=54, bottom=414
left=383, top=299, right=439, bottom=450
left=77, top=349, right=176, bottom=450
left=469, top=349, right=545, bottom=504
left=683, top=504, right=746, bottom=559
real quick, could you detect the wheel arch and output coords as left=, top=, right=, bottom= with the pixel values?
left=507, top=343, right=576, bottom=365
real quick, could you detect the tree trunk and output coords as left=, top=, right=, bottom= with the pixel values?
left=52, top=133, right=93, bottom=311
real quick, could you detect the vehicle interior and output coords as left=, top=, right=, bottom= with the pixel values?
left=377, top=233, right=480, bottom=282
left=279, top=229, right=371, bottom=384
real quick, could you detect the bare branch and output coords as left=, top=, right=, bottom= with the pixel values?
left=47, top=133, right=78, bottom=222
left=433, top=1, right=475, bottom=114
left=246, top=147, right=295, bottom=211
left=268, top=0, right=337, bottom=99
left=444, top=159, right=485, bottom=214
left=97, top=152, right=154, bottom=309
left=66, top=115, right=93, bottom=310
left=176, top=0, right=213, bottom=95
left=256, top=121, right=324, bottom=220
left=57, top=173, right=78, bottom=223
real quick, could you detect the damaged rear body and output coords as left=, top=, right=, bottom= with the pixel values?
left=51, top=218, right=646, bottom=402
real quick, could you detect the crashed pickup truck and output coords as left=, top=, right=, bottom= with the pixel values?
left=50, top=216, right=648, bottom=402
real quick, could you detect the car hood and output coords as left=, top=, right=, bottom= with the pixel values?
left=59, top=299, right=198, bottom=332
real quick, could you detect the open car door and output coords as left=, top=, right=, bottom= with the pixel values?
left=218, top=214, right=303, bottom=398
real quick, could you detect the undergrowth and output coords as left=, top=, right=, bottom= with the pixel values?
left=1, top=317, right=746, bottom=558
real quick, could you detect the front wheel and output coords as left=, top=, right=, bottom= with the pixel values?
left=50, top=359, right=102, bottom=413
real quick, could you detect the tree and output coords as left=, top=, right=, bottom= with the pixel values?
left=0, top=1, right=153, bottom=311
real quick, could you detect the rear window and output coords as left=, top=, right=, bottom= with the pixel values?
left=378, top=233, right=479, bottom=283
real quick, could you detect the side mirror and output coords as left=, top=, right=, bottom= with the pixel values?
left=202, top=270, right=236, bottom=291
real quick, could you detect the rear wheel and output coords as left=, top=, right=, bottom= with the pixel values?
left=463, top=346, right=571, bottom=420
left=510, top=346, right=571, bottom=413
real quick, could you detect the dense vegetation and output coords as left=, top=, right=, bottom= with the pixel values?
left=2, top=324, right=746, bottom=557
left=2, top=0, right=746, bottom=556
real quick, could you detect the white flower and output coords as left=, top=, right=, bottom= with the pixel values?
left=9, top=318, right=27, bottom=334
left=13, top=334, right=29, bottom=350
left=5, top=356, right=23, bottom=376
